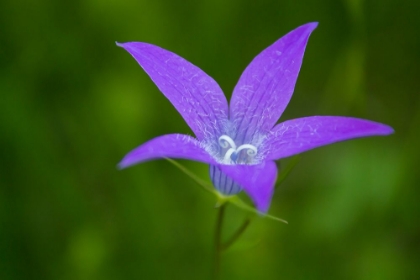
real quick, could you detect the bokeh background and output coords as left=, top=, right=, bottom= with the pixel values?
left=1, top=0, right=419, bottom=279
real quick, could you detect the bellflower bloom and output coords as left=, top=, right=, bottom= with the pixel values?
left=117, top=22, right=393, bottom=213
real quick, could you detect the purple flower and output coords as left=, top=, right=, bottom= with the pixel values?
left=117, top=22, right=393, bottom=213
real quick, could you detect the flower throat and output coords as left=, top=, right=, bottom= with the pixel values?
left=218, top=135, right=258, bottom=164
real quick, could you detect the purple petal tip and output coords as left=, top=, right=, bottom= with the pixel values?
left=117, top=157, right=132, bottom=170
left=380, top=124, right=395, bottom=135
left=299, top=22, right=319, bottom=35
left=117, top=161, right=127, bottom=170
left=307, top=22, right=319, bottom=28
left=116, top=42, right=136, bottom=49
left=367, top=121, right=394, bottom=136
left=297, top=22, right=318, bottom=32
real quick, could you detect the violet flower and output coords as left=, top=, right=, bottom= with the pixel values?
left=117, top=22, right=393, bottom=213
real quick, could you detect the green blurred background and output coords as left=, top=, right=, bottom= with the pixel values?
left=1, top=0, right=419, bottom=279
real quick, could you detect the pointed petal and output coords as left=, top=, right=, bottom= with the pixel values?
left=263, top=116, right=394, bottom=160
left=219, top=161, right=277, bottom=213
left=230, top=23, right=318, bottom=143
left=118, top=134, right=216, bottom=169
left=117, top=42, right=229, bottom=141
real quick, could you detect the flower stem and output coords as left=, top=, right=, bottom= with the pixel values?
left=221, top=218, right=251, bottom=251
left=213, top=203, right=226, bottom=280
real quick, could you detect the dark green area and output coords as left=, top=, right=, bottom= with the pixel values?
left=1, top=0, right=419, bottom=279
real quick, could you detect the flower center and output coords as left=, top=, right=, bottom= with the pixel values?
left=218, top=135, right=257, bottom=164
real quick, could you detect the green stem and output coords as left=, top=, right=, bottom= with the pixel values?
left=213, top=203, right=226, bottom=280
left=221, top=218, right=251, bottom=251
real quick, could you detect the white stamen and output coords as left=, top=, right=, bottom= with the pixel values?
left=236, top=144, right=258, bottom=157
left=217, top=135, right=258, bottom=164
left=223, top=148, right=236, bottom=163
left=218, top=135, right=236, bottom=149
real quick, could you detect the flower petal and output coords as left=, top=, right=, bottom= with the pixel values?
left=263, top=116, right=394, bottom=160
left=118, top=134, right=216, bottom=169
left=230, top=23, right=318, bottom=144
left=219, top=161, right=278, bottom=213
left=117, top=42, right=229, bottom=141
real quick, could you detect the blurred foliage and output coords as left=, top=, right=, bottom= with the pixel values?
left=1, top=0, right=419, bottom=279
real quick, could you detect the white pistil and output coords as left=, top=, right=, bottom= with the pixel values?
left=223, top=148, right=236, bottom=164
left=217, top=135, right=258, bottom=164
left=218, top=135, right=236, bottom=149
left=236, top=144, right=258, bottom=157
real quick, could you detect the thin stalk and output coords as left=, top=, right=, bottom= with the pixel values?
left=221, top=218, right=251, bottom=251
left=213, top=203, right=226, bottom=280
